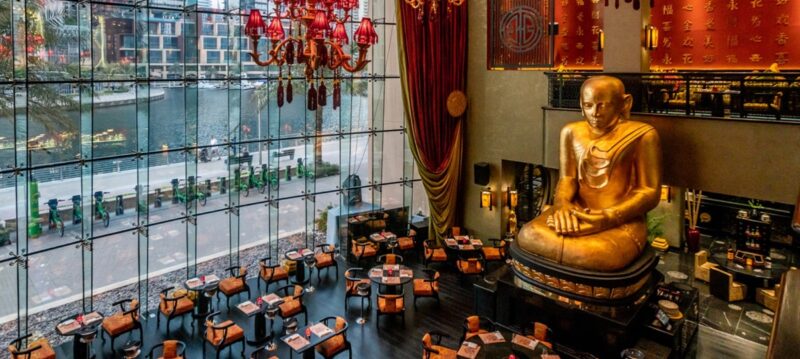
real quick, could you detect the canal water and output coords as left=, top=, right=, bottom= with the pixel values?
left=0, top=86, right=366, bottom=187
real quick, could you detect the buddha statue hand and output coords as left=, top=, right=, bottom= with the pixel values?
left=547, top=207, right=620, bottom=236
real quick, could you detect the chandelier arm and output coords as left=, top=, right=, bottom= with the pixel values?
left=327, top=42, right=370, bottom=73
left=249, top=37, right=298, bottom=67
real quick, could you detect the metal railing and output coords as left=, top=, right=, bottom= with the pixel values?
left=546, top=71, right=800, bottom=122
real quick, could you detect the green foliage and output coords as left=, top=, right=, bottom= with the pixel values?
left=646, top=212, right=665, bottom=243
left=314, top=161, right=341, bottom=178
left=316, top=203, right=334, bottom=233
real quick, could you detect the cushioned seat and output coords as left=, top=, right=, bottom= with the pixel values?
left=219, top=277, right=245, bottom=295
left=378, top=295, right=404, bottom=314
left=694, top=250, right=718, bottom=282
left=377, top=291, right=406, bottom=327
left=275, top=285, right=307, bottom=325
left=218, top=266, right=251, bottom=309
left=413, top=269, right=441, bottom=308
left=203, top=312, right=245, bottom=358
left=352, top=243, right=378, bottom=257
left=421, top=332, right=458, bottom=359
left=8, top=337, right=56, bottom=359
left=102, top=313, right=135, bottom=336
left=280, top=297, right=302, bottom=316
left=457, top=258, right=483, bottom=275
left=158, top=287, right=195, bottom=336
left=316, top=253, right=334, bottom=267
left=160, top=296, right=193, bottom=316
left=398, top=236, right=415, bottom=250
left=710, top=267, right=747, bottom=302
left=259, top=256, right=289, bottom=292
left=156, top=340, right=184, bottom=359
left=206, top=320, right=244, bottom=345
left=482, top=247, right=503, bottom=261
left=413, top=279, right=439, bottom=296
left=315, top=317, right=349, bottom=358
left=424, top=240, right=448, bottom=267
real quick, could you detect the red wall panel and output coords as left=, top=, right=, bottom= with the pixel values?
left=650, top=0, right=800, bottom=69
left=555, top=0, right=605, bottom=69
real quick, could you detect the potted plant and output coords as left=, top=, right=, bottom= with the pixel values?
left=685, top=189, right=703, bottom=253
left=647, top=213, right=668, bottom=252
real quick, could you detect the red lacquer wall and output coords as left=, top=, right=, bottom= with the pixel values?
left=555, top=0, right=604, bottom=69
left=650, top=0, right=800, bottom=69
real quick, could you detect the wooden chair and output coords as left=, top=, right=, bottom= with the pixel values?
left=8, top=335, right=56, bottom=359
left=450, top=226, right=466, bottom=237
left=157, top=286, right=195, bottom=336
left=421, top=331, right=458, bottom=359
left=350, top=236, right=378, bottom=267
left=757, top=283, right=781, bottom=311
left=525, top=322, right=554, bottom=349
left=694, top=250, right=718, bottom=282
left=258, top=256, right=289, bottom=292
left=101, top=298, right=143, bottom=352
left=413, top=269, right=440, bottom=308
left=218, top=265, right=251, bottom=309
left=709, top=267, right=747, bottom=302
left=743, top=91, right=783, bottom=120
left=147, top=339, right=186, bottom=359
left=456, top=255, right=485, bottom=277
left=344, top=267, right=371, bottom=311
left=314, top=316, right=352, bottom=359
left=202, top=311, right=245, bottom=359
left=275, top=284, right=308, bottom=326
left=314, top=244, right=339, bottom=282
left=376, top=289, right=406, bottom=328
left=377, top=253, right=404, bottom=265
left=423, top=239, right=448, bottom=267
left=396, top=228, right=417, bottom=253
left=461, top=315, right=495, bottom=341
left=482, top=238, right=507, bottom=262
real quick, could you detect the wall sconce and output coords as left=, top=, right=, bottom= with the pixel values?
left=645, top=25, right=658, bottom=50
left=596, top=29, right=604, bottom=52
left=480, top=187, right=493, bottom=211
left=506, top=187, right=518, bottom=209
left=660, top=185, right=671, bottom=202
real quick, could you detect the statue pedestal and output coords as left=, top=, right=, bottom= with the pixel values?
left=480, top=266, right=661, bottom=358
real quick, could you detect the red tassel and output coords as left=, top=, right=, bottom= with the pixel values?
left=308, top=84, right=317, bottom=111
left=277, top=79, right=284, bottom=107
left=319, top=40, right=328, bottom=67
left=318, top=81, right=327, bottom=106
left=287, top=80, right=293, bottom=103
left=333, top=81, right=341, bottom=109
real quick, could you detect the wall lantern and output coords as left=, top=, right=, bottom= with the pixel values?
left=596, top=30, right=605, bottom=52
left=507, top=187, right=518, bottom=209
left=480, top=187, right=493, bottom=211
left=645, top=25, right=659, bottom=50
left=660, top=185, right=671, bottom=202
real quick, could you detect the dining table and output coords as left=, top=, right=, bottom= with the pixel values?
left=459, top=329, right=552, bottom=359
left=55, top=311, right=105, bottom=359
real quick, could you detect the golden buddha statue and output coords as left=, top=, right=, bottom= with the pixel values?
left=517, top=76, right=662, bottom=272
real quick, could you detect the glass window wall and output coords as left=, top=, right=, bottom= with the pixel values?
left=0, top=0, right=414, bottom=346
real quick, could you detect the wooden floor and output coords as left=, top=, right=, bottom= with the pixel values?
left=55, top=251, right=486, bottom=359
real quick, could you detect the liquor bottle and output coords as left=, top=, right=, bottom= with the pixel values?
left=727, top=247, right=735, bottom=261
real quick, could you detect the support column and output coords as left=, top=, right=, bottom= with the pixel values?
left=602, top=3, right=652, bottom=73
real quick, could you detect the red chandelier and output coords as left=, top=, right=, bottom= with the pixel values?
left=244, top=0, right=378, bottom=110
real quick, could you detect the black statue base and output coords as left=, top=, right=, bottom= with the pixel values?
left=475, top=265, right=663, bottom=359
left=508, top=240, right=659, bottom=305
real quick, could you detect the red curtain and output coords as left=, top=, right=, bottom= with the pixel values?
left=399, top=7, right=468, bottom=173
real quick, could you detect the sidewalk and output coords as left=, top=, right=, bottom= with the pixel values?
left=0, top=145, right=311, bottom=220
